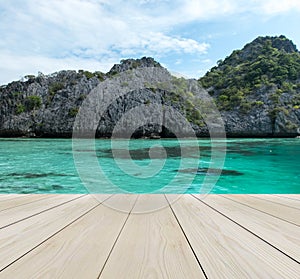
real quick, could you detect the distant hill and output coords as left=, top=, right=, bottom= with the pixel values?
left=199, top=35, right=300, bottom=136
left=0, top=36, right=300, bottom=138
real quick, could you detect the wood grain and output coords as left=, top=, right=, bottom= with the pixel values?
left=0, top=194, right=84, bottom=228
left=167, top=194, right=300, bottom=279
left=223, top=194, right=300, bottom=225
left=0, top=194, right=299, bottom=278
left=0, top=194, right=48, bottom=211
left=275, top=194, right=300, bottom=201
left=195, top=194, right=300, bottom=262
left=0, top=205, right=129, bottom=279
left=100, top=195, right=205, bottom=279
left=250, top=194, right=300, bottom=210
left=102, top=194, right=138, bottom=213
left=131, top=194, right=169, bottom=214
left=0, top=194, right=27, bottom=201
left=0, top=195, right=98, bottom=271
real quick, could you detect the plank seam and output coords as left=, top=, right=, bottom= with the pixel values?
left=248, top=195, right=300, bottom=211
left=0, top=195, right=27, bottom=203
left=0, top=195, right=55, bottom=213
left=273, top=195, right=300, bottom=202
left=220, top=195, right=300, bottom=227
left=97, top=195, right=139, bottom=279
left=0, top=195, right=113, bottom=273
left=0, top=194, right=86, bottom=229
left=165, top=195, right=208, bottom=279
left=191, top=195, right=300, bottom=265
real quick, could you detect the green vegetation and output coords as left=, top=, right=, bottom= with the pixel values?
left=69, top=107, right=79, bottom=117
left=268, top=106, right=289, bottom=121
left=171, top=77, right=187, bottom=95
left=25, top=74, right=35, bottom=80
left=121, top=82, right=129, bottom=87
left=144, top=99, right=151, bottom=105
left=292, top=95, right=300, bottom=106
left=79, top=70, right=105, bottom=81
left=94, top=71, right=105, bottom=81
left=16, top=103, right=25, bottom=114
left=199, top=36, right=300, bottom=111
left=12, top=91, right=23, bottom=97
left=25, top=96, right=42, bottom=111
left=49, top=82, right=64, bottom=97
left=285, top=121, right=298, bottom=130
left=109, top=70, right=118, bottom=76
left=130, top=61, right=139, bottom=69
left=15, top=96, right=42, bottom=114
left=253, top=100, right=264, bottom=106
left=78, top=94, right=86, bottom=101
left=78, top=70, right=94, bottom=79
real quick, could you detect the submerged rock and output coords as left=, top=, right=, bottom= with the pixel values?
left=52, top=185, right=64, bottom=190
left=178, top=168, right=243, bottom=176
left=6, top=172, right=70, bottom=178
left=98, top=145, right=201, bottom=160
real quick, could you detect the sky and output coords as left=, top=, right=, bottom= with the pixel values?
left=1, top=0, right=300, bottom=85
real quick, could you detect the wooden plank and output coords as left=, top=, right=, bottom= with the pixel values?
left=0, top=194, right=48, bottom=211
left=223, top=195, right=300, bottom=226
left=0, top=205, right=129, bottom=279
left=102, top=194, right=138, bottom=213
left=0, top=194, right=84, bottom=228
left=167, top=195, right=300, bottom=278
left=249, top=194, right=300, bottom=210
left=274, top=194, right=300, bottom=201
left=195, top=194, right=300, bottom=262
left=90, top=194, right=114, bottom=203
left=0, top=194, right=27, bottom=201
left=131, top=194, right=169, bottom=214
left=100, top=195, right=205, bottom=279
left=0, top=195, right=99, bottom=271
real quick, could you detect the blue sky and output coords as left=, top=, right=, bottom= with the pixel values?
left=1, top=0, right=300, bottom=84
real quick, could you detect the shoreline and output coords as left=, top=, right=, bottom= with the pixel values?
left=0, top=134, right=299, bottom=139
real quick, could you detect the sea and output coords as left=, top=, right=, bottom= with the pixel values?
left=0, top=138, right=299, bottom=194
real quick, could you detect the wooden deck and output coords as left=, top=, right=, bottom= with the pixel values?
left=0, top=194, right=299, bottom=278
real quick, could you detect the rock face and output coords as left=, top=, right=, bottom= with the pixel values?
left=0, top=70, right=101, bottom=137
left=1, top=36, right=300, bottom=138
left=0, top=58, right=208, bottom=138
left=199, top=35, right=300, bottom=137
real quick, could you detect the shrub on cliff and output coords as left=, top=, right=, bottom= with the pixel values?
left=199, top=35, right=300, bottom=110
left=25, top=96, right=42, bottom=111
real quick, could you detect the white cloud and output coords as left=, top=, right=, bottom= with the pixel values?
left=180, top=0, right=300, bottom=19
left=180, top=0, right=236, bottom=21
left=250, top=0, right=300, bottom=14
left=0, top=0, right=213, bottom=83
left=0, top=50, right=115, bottom=84
left=0, top=0, right=300, bottom=84
left=116, top=32, right=209, bottom=57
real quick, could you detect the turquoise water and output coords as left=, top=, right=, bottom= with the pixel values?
left=0, top=138, right=299, bottom=194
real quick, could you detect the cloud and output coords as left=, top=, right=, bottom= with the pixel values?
left=0, top=0, right=212, bottom=83
left=0, top=50, right=115, bottom=84
left=253, top=0, right=300, bottom=14
left=0, top=0, right=300, bottom=84
left=116, top=32, right=209, bottom=57
left=180, top=0, right=237, bottom=21
left=180, top=0, right=300, bottom=19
